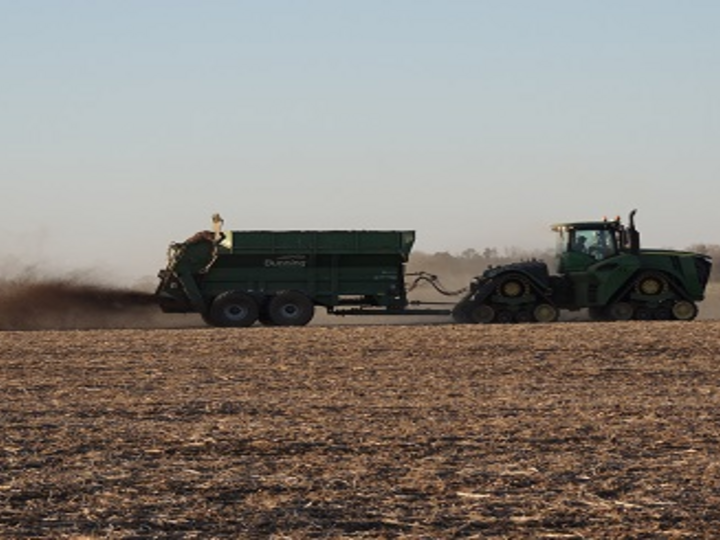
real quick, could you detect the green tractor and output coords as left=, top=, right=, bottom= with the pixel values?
left=452, top=211, right=712, bottom=323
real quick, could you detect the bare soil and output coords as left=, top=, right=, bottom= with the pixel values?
left=3, top=321, right=720, bottom=538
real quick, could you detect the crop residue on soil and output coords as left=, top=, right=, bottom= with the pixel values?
left=2, top=322, right=720, bottom=537
left=0, top=277, right=158, bottom=330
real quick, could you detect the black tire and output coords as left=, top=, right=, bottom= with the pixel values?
left=268, top=291, right=315, bottom=326
left=208, top=291, right=259, bottom=327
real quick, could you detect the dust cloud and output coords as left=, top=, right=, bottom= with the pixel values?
left=0, top=276, right=173, bottom=331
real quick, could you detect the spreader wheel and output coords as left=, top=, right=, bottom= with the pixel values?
left=268, top=291, right=315, bottom=326
left=208, top=291, right=259, bottom=327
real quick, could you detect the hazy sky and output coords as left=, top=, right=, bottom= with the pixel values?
left=2, top=1, right=718, bottom=284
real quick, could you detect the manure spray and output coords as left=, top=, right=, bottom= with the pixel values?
left=0, top=276, right=161, bottom=330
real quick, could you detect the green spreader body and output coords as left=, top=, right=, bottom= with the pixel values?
left=156, top=229, right=444, bottom=327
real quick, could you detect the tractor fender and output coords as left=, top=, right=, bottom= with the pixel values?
left=475, top=261, right=553, bottom=302
left=608, top=269, right=689, bottom=306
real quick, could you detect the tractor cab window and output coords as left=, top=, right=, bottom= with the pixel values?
left=571, top=231, right=594, bottom=255
left=560, top=228, right=618, bottom=260
left=573, top=228, right=617, bottom=260
left=589, top=229, right=617, bottom=259
left=554, top=225, right=619, bottom=273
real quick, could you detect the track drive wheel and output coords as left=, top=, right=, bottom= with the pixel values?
left=635, top=273, right=669, bottom=296
left=268, top=291, right=315, bottom=326
left=497, top=275, right=528, bottom=298
left=208, top=291, right=259, bottom=327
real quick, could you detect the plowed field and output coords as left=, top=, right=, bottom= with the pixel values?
left=3, top=322, right=720, bottom=538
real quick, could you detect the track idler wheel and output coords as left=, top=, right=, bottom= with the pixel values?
left=671, top=300, right=698, bottom=321
left=607, top=302, right=634, bottom=321
left=471, top=304, right=496, bottom=324
left=533, top=303, right=558, bottom=323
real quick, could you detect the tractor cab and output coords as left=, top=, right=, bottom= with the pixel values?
left=552, top=218, right=627, bottom=274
